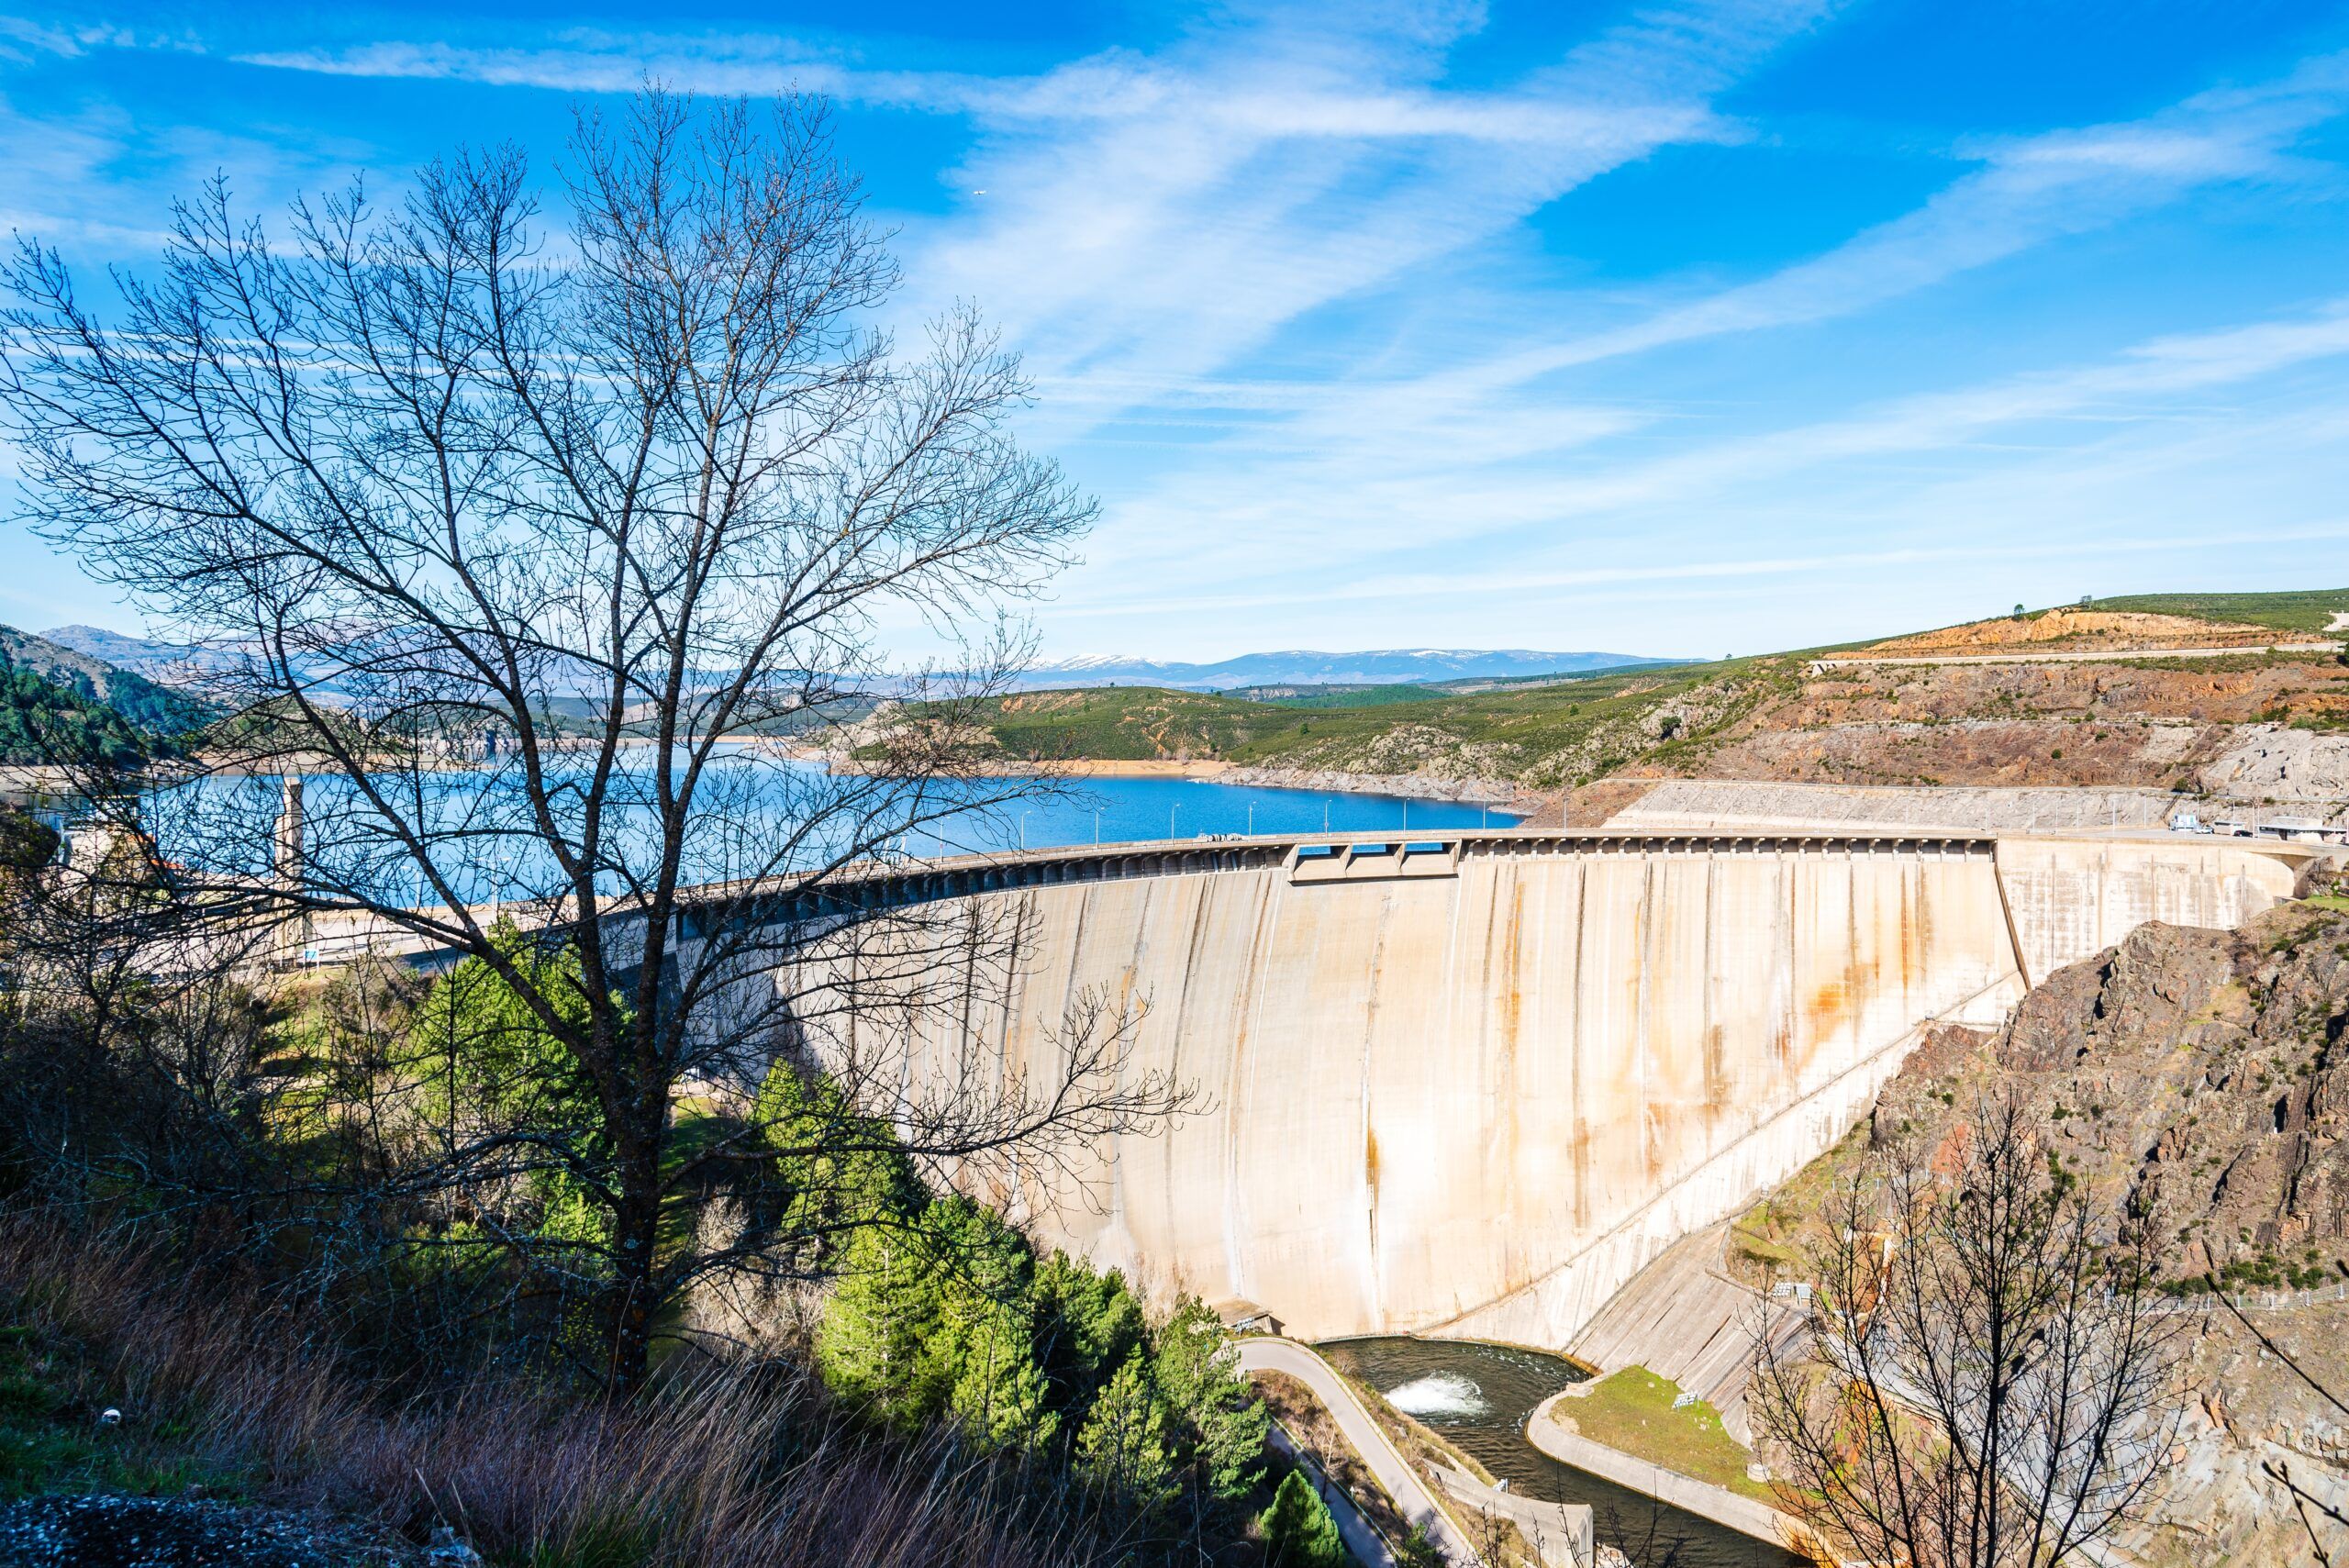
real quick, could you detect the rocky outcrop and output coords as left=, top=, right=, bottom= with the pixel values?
left=1856, top=900, right=2349, bottom=1566
left=0, top=1495, right=470, bottom=1566
left=1873, top=904, right=2349, bottom=1283
left=1217, top=763, right=1528, bottom=806
left=2199, top=723, right=2349, bottom=807
left=1863, top=607, right=2304, bottom=656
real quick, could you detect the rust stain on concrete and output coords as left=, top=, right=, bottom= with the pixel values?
left=796, top=834, right=2302, bottom=1351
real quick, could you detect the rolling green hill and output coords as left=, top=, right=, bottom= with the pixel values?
left=927, top=584, right=2342, bottom=794
left=1222, top=683, right=1440, bottom=708
left=935, top=659, right=1779, bottom=788
left=2090, top=587, right=2349, bottom=635
left=958, top=687, right=1292, bottom=761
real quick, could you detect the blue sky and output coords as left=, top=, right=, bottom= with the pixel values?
left=7, top=1, right=2349, bottom=662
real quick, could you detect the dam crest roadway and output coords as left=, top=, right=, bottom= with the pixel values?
left=740, top=825, right=2321, bottom=1352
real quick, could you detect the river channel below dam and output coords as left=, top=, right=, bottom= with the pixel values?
left=1316, top=1339, right=1801, bottom=1568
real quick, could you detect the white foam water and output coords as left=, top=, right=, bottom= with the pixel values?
left=1382, top=1372, right=1489, bottom=1419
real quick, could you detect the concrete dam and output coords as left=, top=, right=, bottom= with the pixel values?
left=774, top=829, right=2312, bottom=1351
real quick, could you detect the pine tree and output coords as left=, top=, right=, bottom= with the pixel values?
left=1152, top=1296, right=1268, bottom=1501
left=944, top=1291, right=1058, bottom=1451
left=755, top=1062, right=922, bottom=1267
left=414, top=920, right=614, bottom=1254
left=1259, top=1469, right=1346, bottom=1568
left=918, top=1196, right=1057, bottom=1451
left=1034, top=1250, right=1145, bottom=1412
left=816, top=1218, right=945, bottom=1428
left=1074, top=1350, right=1176, bottom=1512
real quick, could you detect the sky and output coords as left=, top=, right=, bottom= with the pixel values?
left=6, top=1, right=2349, bottom=662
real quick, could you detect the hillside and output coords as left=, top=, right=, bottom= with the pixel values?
left=1859, top=605, right=2310, bottom=656
left=935, top=647, right=2349, bottom=799
left=1735, top=892, right=2349, bottom=1568
left=1221, top=683, right=1441, bottom=707
left=0, top=626, right=219, bottom=739
left=911, top=590, right=2349, bottom=817
left=929, top=662, right=1754, bottom=787
left=2094, top=586, right=2349, bottom=636
left=0, top=658, right=162, bottom=768
left=36, top=624, right=217, bottom=684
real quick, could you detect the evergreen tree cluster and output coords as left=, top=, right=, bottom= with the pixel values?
left=774, top=1059, right=1268, bottom=1522
left=0, top=654, right=159, bottom=768
left=416, top=923, right=617, bottom=1255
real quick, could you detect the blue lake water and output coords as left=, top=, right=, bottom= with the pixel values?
left=909, top=773, right=1513, bottom=855
left=150, top=758, right=1514, bottom=906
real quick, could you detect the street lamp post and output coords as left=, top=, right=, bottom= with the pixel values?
left=1170, top=802, right=1181, bottom=839
left=1019, top=810, right=1030, bottom=851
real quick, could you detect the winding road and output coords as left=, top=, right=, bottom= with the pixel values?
left=1238, top=1337, right=1482, bottom=1567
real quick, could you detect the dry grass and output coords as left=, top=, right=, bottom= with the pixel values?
left=0, top=1214, right=1115, bottom=1568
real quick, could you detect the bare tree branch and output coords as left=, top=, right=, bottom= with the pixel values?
left=0, top=88, right=1189, bottom=1393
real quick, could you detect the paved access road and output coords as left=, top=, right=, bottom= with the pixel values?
left=1238, top=1337, right=1482, bottom=1567
left=1261, top=1421, right=1398, bottom=1568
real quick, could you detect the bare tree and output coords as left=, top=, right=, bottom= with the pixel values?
left=1750, top=1095, right=2188, bottom=1568
left=0, top=89, right=1193, bottom=1391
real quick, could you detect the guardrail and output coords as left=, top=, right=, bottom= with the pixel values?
left=2143, top=1279, right=2349, bottom=1315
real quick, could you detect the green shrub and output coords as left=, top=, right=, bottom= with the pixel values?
left=1258, top=1469, right=1345, bottom=1568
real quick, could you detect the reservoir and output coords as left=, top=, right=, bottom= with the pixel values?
left=148, top=759, right=1514, bottom=904
left=912, top=772, right=1513, bottom=854
left=1317, top=1338, right=1803, bottom=1568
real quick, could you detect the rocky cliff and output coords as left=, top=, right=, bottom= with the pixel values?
left=1867, top=900, right=2349, bottom=1289
left=1796, top=894, right=2349, bottom=1565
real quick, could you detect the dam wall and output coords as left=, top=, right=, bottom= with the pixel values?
left=1994, top=835, right=2305, bottom=986
left=767, top=830, right=2311, bottom=1351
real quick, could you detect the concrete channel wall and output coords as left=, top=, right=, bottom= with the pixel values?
left=765, top=829, right=2310, bottom=1351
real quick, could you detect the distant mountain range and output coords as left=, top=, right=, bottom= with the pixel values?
left=39, top=627, right=1677, bottom=703
left=42, top=625, right=228, bottom=685
left=1011, top=649, right=1675, bottom=690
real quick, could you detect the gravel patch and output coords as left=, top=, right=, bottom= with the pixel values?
left=0, top=1496, right=470, bottom=1568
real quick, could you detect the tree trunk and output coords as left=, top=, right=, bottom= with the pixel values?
left=607, top=1111, right=666, bottom=1393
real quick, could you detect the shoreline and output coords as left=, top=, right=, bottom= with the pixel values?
left=815, top=753, right=1550, bottom=816
left=876, top=757, right=1241, bottom=780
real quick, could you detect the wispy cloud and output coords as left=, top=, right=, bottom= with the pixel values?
left=1048, top=517, right=2349, bottom=620
left=893, top=2, right=1838, bottom=442
left=1486, top=58, right=2349, bottom=379
left=6, top=3, right=2345, bottom=654
left=1022, top=47, right=2349, bottom=638
left=1048, top=294, right=2349, bottom=637
left=234, top=29, right=1698, bottom=146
